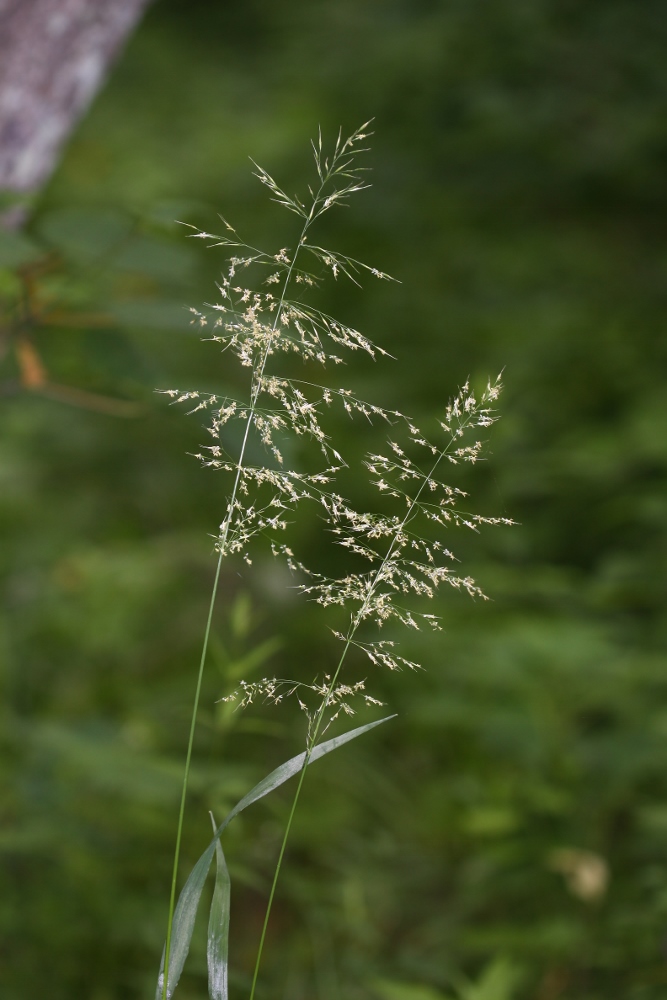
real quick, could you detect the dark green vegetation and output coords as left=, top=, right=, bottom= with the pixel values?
left=1, top=1, right=667, bottom=997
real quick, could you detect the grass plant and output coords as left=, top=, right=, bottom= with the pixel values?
left=156, top=125, right=511, bottom=1000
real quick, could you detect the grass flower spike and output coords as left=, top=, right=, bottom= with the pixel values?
left=157, top=124, right=512, bottom=1000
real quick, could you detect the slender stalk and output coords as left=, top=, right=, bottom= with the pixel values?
left=247, top=413, right=481, bottom=999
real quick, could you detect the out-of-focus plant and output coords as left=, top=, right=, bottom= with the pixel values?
left=0, top=206, right=198, bottom=416
left=373, top=955, right=523, bottom=1000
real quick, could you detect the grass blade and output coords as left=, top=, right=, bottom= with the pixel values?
left=223, top=714, right=396, bottom=827
left=156, top=844, right=217, bottom=999
left=207, top=813, right=230, bottom=1000
left=156, top=714, right=395, bottom=998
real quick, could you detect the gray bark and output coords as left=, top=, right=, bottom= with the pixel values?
left=0, top=0, right=152, bottom=221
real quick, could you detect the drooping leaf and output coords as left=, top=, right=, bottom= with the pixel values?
left=156, top=714, right=395, bottom=999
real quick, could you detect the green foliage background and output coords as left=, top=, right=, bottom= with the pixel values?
left=1, top=1, right=667, bottom=998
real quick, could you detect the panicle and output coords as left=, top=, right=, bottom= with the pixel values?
left=163, top=127, right=512, bottom=733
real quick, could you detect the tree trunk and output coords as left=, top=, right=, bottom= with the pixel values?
left=0, top=0, right=152, bottom=226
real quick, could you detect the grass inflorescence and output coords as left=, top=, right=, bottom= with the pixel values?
left=156, top=123, right=511, bottom=1000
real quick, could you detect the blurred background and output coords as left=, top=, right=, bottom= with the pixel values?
left=1, top=1, right=667, bottom=998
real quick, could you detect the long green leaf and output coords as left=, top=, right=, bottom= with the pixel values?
left=207, top=813, right=230, bottom=1000
left=156, top=845, right=217, bottom=1000
left=156, top=714, right=395, bottom=999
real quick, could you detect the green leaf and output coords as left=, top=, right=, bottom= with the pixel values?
left=207, top=813, right=230, bottom=1000
left=371, top=958, right=522, bottom=1000
left=462, top=958, right=522, bottom=1000
left=108, top=299, right=193, bottom=331
left=37, top=207, right=132, bottom=260
left=113, top=235, right=194, bottom=281
left=372, top=978, right=451, bottom=1000
left=156, top=714, right=395, bottom=999
left=157, top=845, right=216, bottom=999
left=0, top=228, right=43, bottom=268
